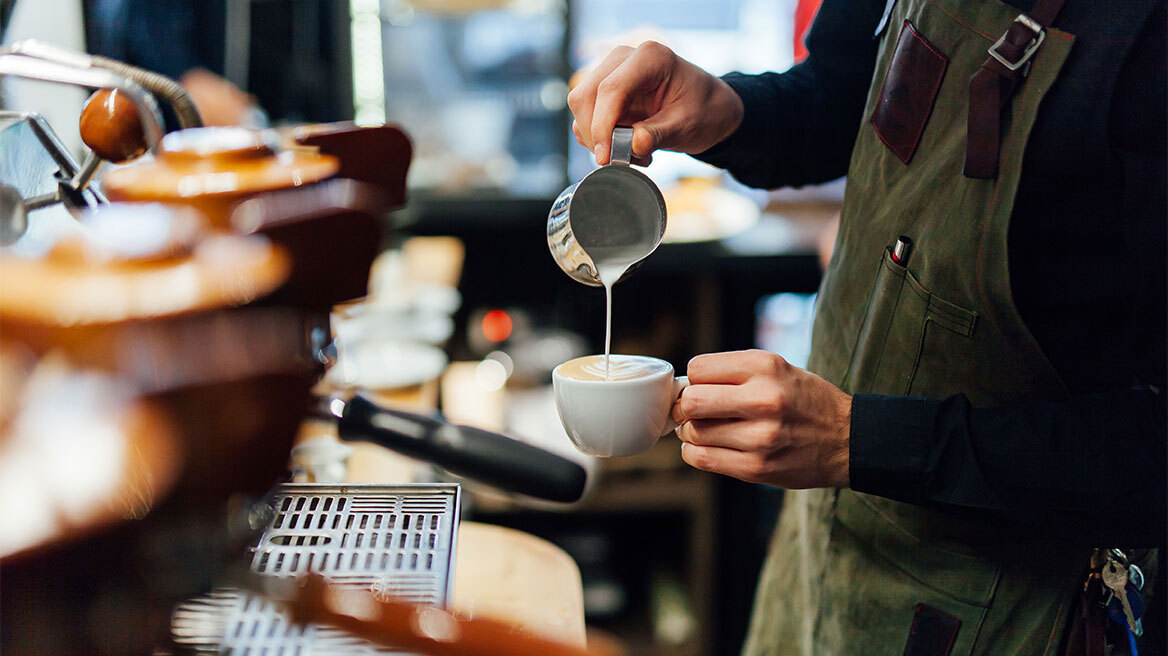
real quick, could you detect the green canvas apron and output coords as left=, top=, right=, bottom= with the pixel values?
left=741, top=0, right=1090, bottom=653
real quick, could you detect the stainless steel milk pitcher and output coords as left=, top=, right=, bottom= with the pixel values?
left=547, top=127, right=667, bottom=286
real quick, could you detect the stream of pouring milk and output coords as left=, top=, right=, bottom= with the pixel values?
left=578, top=181, right=660, bottom=381
left=597, top=261, right=634, bottom=381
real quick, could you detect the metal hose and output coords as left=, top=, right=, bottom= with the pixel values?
left=88, top=55, right=203, bottom=129
left=1, top=40, right=203, bottom=129
left=0, top=53, right=165, bottom=154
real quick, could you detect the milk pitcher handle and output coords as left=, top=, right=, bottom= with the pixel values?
left=611, top=126, right=634, bottom=166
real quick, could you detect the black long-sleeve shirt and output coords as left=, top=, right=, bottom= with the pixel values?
left=697, top=0, right=1167, bottom=545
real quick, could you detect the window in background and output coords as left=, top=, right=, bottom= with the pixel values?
left=568, top=0, right=796, bottom=186
left=363, top=0, right=800, bottom=199
left=755, top=292, right=816, bottom=369
left=372, top=0, right=570, bottom=198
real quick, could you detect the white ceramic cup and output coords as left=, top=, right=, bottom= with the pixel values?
left=552, top=354, right=689, bottom=457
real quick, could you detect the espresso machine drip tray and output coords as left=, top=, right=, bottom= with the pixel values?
left=171, top=483, right=461, bottom=654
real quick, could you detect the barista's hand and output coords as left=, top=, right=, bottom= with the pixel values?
left=567, top=41, right=744, bottom=166
left=180, top=68, right=260, bottom=127
left=672, top=350, right=852, bottom=489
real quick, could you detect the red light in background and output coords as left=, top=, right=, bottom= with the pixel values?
left=481, top=310, right=513, bottom=343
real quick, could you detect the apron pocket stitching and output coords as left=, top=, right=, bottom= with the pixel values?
left=871, top=269, right=909, bottom=384
left=842, top=251, right=906, bottom=390
left=927, top=298, right=977, bottom=336
left=902, top=264, right=977, bottom=336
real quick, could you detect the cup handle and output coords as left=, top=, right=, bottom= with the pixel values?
left=661, top=375, right=690, bottom=436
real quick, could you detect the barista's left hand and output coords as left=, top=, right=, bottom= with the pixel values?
left=672, top=349, right=852, bottom=489
left=180, top=68, right=260, bottom=127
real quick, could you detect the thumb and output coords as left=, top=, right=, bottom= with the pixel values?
left=629, top=123, right=662, bottom=160
left=631, top=103, right=697, bottom=157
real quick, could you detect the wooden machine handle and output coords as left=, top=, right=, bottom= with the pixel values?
left=289, top=575, right=614, bottom=656
left=80, top=88, right=148, bottom=163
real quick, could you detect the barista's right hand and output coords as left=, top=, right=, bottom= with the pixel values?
left=567, top=41, right=744, bottom=167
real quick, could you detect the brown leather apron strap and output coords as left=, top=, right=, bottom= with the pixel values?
left=1063, top=557, right=1111, bottom=656
left=1083, top=599, right=1107, bottom=656
left=964, top=0, right=1067, bottom=179
left=1062, top=586, right=1107, bottom=656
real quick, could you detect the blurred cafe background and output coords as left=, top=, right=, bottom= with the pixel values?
left=0, top=0, right=842, bottom=654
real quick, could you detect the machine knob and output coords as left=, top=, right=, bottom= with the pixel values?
left=80, top=89, right=148, bottom=163
left=0, top=184, right=28, bottom=246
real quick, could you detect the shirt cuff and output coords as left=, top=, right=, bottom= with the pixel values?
left=692, top=72, right=772, bottom=169
left=848, top=394, right=933, bottom=503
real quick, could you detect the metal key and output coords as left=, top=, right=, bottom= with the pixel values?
left=1130, top=563, right=1145, bottom=591
left=1102, top=557, right=1141, bottom=636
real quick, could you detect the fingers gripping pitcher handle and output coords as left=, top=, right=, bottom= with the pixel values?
left=611, top=126, right=634, bottom=166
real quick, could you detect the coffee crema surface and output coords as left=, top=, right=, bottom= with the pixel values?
left=558, top=354, right=671, bottom=382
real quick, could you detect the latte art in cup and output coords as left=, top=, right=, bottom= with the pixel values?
left=557, top=354, right=672, bottom=382
left=553, top=354, right=689, bottom=456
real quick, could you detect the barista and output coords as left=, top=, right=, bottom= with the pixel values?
left=568, top=0, right=1166, bottom=654
left=1, top=0, right=258, bottom=133
left=85, top=0, right=259, bottom=127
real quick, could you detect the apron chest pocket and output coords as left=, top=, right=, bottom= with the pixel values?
left=871, top=20, right=949, bottom=164
left=843, top=247, right=976, bottom=396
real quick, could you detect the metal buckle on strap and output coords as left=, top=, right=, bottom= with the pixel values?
left=988, top=13, right=1045, bottom=72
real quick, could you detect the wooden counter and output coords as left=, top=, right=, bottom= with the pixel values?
left=453, top=521, right=587, bottom=648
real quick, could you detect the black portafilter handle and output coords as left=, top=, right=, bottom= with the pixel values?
left=325, top=394, right=588, bottom=503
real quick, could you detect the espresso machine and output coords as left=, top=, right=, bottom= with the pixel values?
left=0, top=41, right=595, bottom=656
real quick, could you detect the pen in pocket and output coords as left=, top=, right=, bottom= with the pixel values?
left=892, top=235, right=913, bottom=266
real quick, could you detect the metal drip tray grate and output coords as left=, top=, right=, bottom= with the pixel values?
left=172, top=483, right=460, bottom=654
